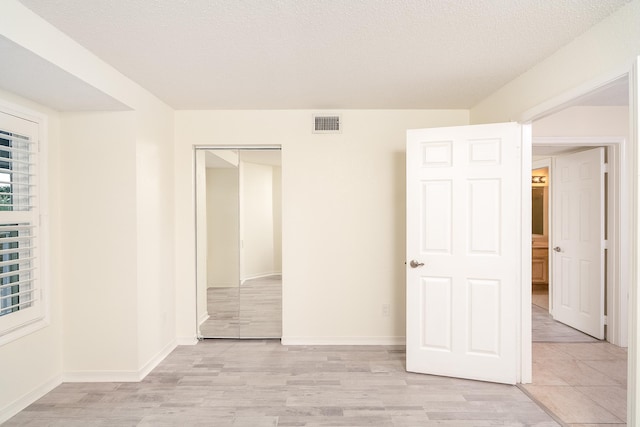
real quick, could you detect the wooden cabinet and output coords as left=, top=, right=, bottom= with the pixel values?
left=532, top=247, right=549, bottom=286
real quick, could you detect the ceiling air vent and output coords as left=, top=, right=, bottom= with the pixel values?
left=312, top=114, right=341, bottom=134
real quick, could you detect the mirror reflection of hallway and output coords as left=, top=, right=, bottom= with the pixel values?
left=195, top=148, right=282, bottom=338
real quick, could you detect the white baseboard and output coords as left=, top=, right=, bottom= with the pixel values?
left=198, top=313, right=210, bottom=326
left=240, top=271, right=282, bottom=284
left=63, top=340, right=177, bottom=383
left=281, top=336, right=406, bottom=346
left=138, top=340, right=176, bottom=380
left=208, top=282, right=236, bottom=288
left=0, top=374, right=62, bottom=424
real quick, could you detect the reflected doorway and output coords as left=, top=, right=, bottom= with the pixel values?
left=195, top=147, right=282, bottom=339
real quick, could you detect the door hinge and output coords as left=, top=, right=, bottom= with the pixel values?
left=603, top=315, right=608, bottom=326
left=603, top=239, right=609, bottom=250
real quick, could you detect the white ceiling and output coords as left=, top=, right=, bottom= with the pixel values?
left=16, top=0, right=631, bottom=110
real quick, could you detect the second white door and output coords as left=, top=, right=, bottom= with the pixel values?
left=552, top=148, right=605, bottom=339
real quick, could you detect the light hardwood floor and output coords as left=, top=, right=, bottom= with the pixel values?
left=5, top=289, right=627, bottom=426
left=6, top=340, right=560, bottom=426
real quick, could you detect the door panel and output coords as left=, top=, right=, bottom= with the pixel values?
left=406, top=122, right=522, bottom=385
left=552, top=148, right=605, bottom=339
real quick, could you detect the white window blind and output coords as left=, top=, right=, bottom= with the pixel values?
left=0, top=110, right=43, bottom=341
left=0, top=225, right=36, bottom=316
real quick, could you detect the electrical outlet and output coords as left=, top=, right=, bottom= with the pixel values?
left=382, top=303, right=390, bottom=317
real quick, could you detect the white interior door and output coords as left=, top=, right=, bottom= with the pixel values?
left=551, top=148, right=605, bottom=339
left=406, top=122, right=522, bottom=384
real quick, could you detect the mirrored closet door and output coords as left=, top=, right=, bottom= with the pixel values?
left=195, top=148, right=282, bottom=338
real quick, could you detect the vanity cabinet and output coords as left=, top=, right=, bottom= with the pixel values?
left=532, top=246, right=549, bottom=286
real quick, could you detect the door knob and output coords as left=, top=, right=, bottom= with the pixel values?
left=553, top=246, right=561, bottom=252
left=409, top=260, right=425, bottom=268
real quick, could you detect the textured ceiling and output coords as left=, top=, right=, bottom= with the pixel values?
left=17, top=0, right=631, bottom=110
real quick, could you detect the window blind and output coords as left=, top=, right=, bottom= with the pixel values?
left=0, top=127, right=38, bottom=324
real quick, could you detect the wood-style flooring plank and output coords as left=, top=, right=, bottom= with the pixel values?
left=6, top=340, right=560, bottom=426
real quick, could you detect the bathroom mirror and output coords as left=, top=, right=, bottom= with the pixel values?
left=531, top=167, right=549, bottom=237
left=532, top=188, right=545, bottom=235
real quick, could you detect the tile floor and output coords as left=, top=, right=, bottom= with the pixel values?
left=523, top=341, right=627, bottom=426
left=527, top=287, right=628, bottom=426
left=532, top=305, right=598, bottom=343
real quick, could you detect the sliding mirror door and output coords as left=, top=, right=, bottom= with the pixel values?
left=196, top=148, right=282, bottom=339
left=237, top=150, right=282, bottom=338
left=197, top=149, right=241, bottom=338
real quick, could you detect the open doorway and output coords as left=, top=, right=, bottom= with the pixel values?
left=530, top=145, right=615, bottom=342
left=529, top=76, right=629, bottom=346
left=194, top=147, right=282, bottom=339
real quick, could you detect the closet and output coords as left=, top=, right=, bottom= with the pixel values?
left=195, top=148, right=282, bottom=338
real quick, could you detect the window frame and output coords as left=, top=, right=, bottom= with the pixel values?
left=0, top=99, right=49, bottom=346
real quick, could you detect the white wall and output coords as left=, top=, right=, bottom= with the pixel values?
left=0, top=90, right=63, bottom=422
left=135, top=103, right=176, bottom=372
left=533, top=106, right=629, bottom=138
left=174, top=109, right=469, bottom=343
left=206, top=167, right=240, bottom=287
left=60, top=111, right=139, bottom=374
left=241, top=161, right=277, bottom=280
left=59, top=110, right=176, bottom=380
left=60, top=99, right=176, bottom=382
